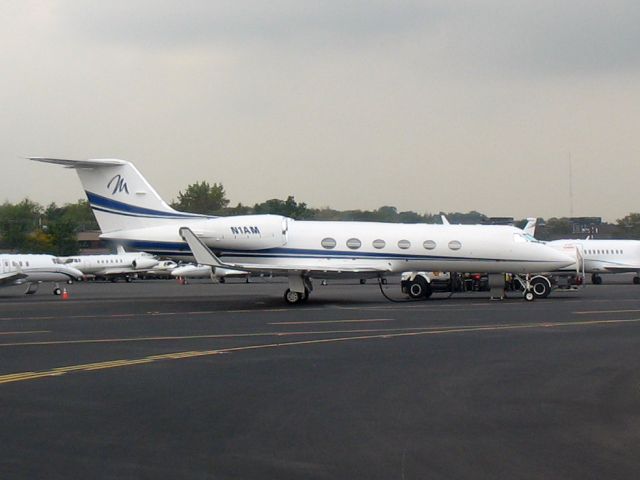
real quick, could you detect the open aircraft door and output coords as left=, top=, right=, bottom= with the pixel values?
left=575, top=243, right=586, bottom=287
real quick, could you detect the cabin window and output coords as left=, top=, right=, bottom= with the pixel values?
left=448, top=240, right=462, bottom=251
left=372, top=239, right=386, bottom=249
left=423, top=240, right=436, bottom=250
left=26, top=262, right=29, bottom=267
left=398, top=240, right=411, bottom=250
left=346, top=238, right=362, bottom=250
left=321, top=237, right=337, bottom=249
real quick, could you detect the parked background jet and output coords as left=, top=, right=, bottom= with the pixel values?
left=525, top=218, right=640, bottom=284
left=0, top=254, right=83, bottom=294
left=142, top=259, right=178, bottom=279
left=60, top=247, right=158, bottom=282
left=171, top=264, right=250, bottom=283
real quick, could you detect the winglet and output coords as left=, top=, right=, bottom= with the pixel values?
left=179, top=227, right=228, bottom=268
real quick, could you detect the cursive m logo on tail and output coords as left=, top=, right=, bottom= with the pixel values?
left=107, top=175, right=129, bottom=195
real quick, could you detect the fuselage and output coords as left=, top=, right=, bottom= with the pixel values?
left=548, top=239, right=640, bottom=273
left=0, top=254, right=83, bottom=284
left=60, top=252, right=158, bottom=276
left=100, top=216, right=574, bottom=275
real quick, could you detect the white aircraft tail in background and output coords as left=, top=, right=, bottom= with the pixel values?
left=523, top=218, right=537, bottom=237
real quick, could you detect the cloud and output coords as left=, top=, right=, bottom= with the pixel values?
left=57, top=0, right=442, bottom=49
left=52, top=0, right=640, bottom=77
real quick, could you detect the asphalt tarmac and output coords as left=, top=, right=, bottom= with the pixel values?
left=1, top=277, right=640, bottom=479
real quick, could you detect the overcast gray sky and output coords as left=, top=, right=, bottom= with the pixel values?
left=2, top=0, right=639, bottom=221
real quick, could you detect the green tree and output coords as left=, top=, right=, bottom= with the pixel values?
left=25, top=229, right=55, bottom=253
left=59, top=200, right=98, bottom=231
left=43, top=201, right=93, bottom=255
left=0, top=199, right=42, bottom=250
left=222, top=202, right=253, bottom=216
left=537, top=217, right=573, bottom=240
left=442, top=211, right=488, bottom=225
left=171, top=181, right=229, bottom=214
left=47, top=218, right=79, bottom=255
left=616, top=213, right=640, bottom=239
left=253, top=196, right=313, bottom=219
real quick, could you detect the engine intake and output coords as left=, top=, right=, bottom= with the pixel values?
left=195, top=215, right=289, bottom=250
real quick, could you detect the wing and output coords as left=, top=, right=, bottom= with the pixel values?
left=0, top=271, right=28, bottom=285
left=602, top=265, right=640, bottom=273
left=178, top=227, right=390, bottom=277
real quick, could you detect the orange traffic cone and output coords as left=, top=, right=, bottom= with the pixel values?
left=62, top=288, right=69, bottom=300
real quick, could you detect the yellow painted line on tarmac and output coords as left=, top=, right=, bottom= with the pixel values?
left=269, top=319, right=395, bottom=325
left=0, top=330, right=49, bottom=336
left=0, top=327, right=465, bottom=348
left=3, top=317, right=640, bottom=386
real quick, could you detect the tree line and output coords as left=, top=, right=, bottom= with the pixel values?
left=2, top=180, right=640, bottom=255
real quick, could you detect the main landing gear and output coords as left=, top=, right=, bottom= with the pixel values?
left=283, top=288, right=309, bottom=304
left=283, top=275, right=313, bottom=305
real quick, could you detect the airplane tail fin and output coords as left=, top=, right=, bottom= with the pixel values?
left=30, top=158, right=204, bottom=233
left=523, top=217, right=537, bottom=237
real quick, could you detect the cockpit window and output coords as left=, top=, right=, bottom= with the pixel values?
left=514, top=233, right=540, bottom=243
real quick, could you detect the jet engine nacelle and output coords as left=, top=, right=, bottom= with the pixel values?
left=131, top=257, right=159, bottom=270
left=195, top=215, right=289, bottom=250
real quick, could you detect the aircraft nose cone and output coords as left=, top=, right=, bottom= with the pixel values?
left=548, top=248, right=577, bottom=269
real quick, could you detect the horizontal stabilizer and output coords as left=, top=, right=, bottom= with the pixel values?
left=29, top=157, right=126, bottom=168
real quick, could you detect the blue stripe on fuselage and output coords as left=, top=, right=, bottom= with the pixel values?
left=86, top=191, right=211, bottom=219
left=106, top=239, right=539, bottom=263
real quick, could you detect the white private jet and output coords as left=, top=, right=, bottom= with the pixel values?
left=547, top=239, right=640, bottom=285
left=143, top=259, right=179, bottom=279
left=60, top=247, right=159, bottom=282
left=171, top=264, right=250, bottom=283
left=0, top=254, right=83, bottom=295
left=31, top=157, right=574, bottom=303
left=521, top=218, right=640, bottom=287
